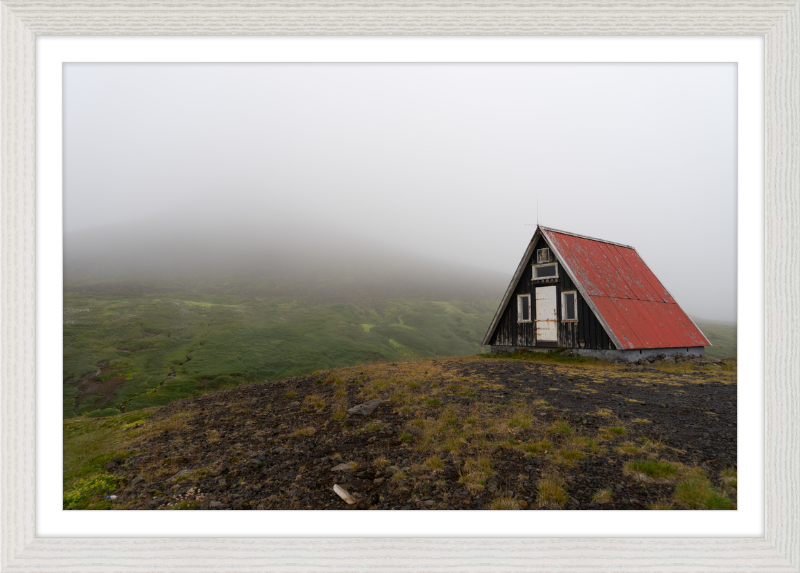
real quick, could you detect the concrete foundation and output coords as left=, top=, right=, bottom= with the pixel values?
left=490, top=345, right=705, bottom=362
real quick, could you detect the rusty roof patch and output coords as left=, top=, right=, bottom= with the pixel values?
left=542, top=228, right=710, bottom=350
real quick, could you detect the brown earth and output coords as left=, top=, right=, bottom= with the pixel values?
left=106, top=354, right=736, bottom=510
left=74, top=363, right=129, bottom=409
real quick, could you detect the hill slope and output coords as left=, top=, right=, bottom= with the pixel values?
left=63, top=294, right=498, bottom=419
left=64, top=354, right=737, bottom=511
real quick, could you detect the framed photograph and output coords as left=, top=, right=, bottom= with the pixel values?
left=2, top=2, right=798, bottom=571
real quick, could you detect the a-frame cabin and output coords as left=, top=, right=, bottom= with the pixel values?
left=482, top=226, right=710, bottom=362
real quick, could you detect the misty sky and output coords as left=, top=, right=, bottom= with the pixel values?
left=64, top=63, right=736, bottom=321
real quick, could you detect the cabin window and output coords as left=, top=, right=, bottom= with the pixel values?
left=537, top=248, right=550, bottom=263
left=517, top=294, right=532, bottom=323
left=561, top=290, right=578, bottom=321
left=532, top=262, right=558, bottom=280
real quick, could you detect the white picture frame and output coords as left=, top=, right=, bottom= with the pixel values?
left=2, top=1, right=798, bottom=571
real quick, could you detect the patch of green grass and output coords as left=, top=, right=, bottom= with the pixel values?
left=547, top=421, right=573, bottom=436
left=63, top=474, right=119, bottom=510
left=625, top=459, right=679, bottom=482
left=63, top=408, right=156, bottom=495
left=520, top=438, right=553, bottom=456
left=674, top=476, right=736, bottom=510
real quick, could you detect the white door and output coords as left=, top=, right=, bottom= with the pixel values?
left=535, top=286, right=558, bottom=342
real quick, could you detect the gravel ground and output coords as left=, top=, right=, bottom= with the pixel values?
left=108, top=355, right=736, bottom=510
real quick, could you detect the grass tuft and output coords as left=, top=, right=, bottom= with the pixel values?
left=289, top=426, right=316, bottom=438
left=423, top=456, right=445, bottom=473
left=458, top=457, right=493, bottom=494
left=547, top=421, right=573, bottom=436
left=536, top=472, right=568, bottom=509
left=521, top=438, right=553, bottom=456
left=624, top=459, right=679, bottom=483
left=591, top=489, right=612, bottom=504
left=490, top=495, right=520, bottom=510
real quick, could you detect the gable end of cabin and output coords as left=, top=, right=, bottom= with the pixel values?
left=487, top=234, right=615, bottom=353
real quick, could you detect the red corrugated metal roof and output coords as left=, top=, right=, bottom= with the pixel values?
left=542, top=228, right=710, bottom=350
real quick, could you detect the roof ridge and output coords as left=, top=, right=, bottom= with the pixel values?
left=539, top=225, right=635, bottom=250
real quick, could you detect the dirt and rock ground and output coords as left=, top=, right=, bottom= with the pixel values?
left=104, top=353, right=737, bottom=510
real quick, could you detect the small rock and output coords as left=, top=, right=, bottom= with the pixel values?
left=105, top=462, right=118, bottom=471
left=424, top=500, right=435, bottom=507
left=209, top=501, right=223, bottom=509
left=113, top=456, right=123, bottom=464
left=386, top=465, right=401, bottom=474
left=130, top=475, right=144, bottom=487
left=331, top=462, right=353, bottom=472
left=334, top=484, right=357, bottom=504
left=374, top=478, right=385, bottom=485
left=518, top=500, right=529, bottom=509
left=660, top=404, right=668, bottom=408
left=347, top=399, right=383, bottom=417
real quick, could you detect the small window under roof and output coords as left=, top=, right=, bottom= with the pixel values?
left=533, top=263, right=558, bottom=280
left=537, top=248, right=550, bottom=263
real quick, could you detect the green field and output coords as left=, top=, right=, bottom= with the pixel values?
left=692, top=319, right=737, bottom=360
left=64, top=293, right=496, bottom=419
left=64, top=291, right=736, bottom=420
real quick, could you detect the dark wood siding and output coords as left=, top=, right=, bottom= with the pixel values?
left=490, top=235, right=615, bottom=349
